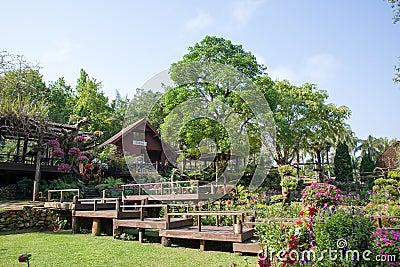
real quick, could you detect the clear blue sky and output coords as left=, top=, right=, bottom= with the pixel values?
left=2, top=0, right=399, bottom=140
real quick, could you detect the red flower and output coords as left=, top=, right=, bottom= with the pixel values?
left=308, top=206, right=318, bottom=217
left=296, top=220, right=303, bottom=225
left=299, top=210, right=305, bottom=216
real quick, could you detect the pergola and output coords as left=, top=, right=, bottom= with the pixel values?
left=0, top=116, right=86, bottom=200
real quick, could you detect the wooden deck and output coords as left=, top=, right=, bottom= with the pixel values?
left=73, top=210, right=140, bottom=219
left=233, top=237, right=261, bottom=254
left=114, top=217, right=193, bottom=230
left=159, top=226, right=255, bottom=243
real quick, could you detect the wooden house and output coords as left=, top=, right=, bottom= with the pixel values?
left=99, top=118, right=168, bottom=164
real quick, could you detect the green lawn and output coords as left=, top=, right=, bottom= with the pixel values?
left=0, top=231, right=255, bottom=267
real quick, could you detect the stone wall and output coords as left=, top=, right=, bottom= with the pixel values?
left=0, top=206, right=71, bottom=231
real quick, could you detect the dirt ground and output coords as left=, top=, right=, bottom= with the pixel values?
left=0, top=200, right=44, bottom=211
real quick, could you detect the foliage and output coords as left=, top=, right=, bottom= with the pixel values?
left=355, top=135, right=393, bottom=163
left=48, top=175, right=79, bottom=190
left=334, top=142, right=353, bottom=182
left=359, top=152, right=374, bottom=175
left=300, top=183, right=342, bottom=208
left=16, top=177, right=33, bottom=197
left=179, top=35, right=266, bottom=80
left=371, top=172, right=400, bottom=203
left=280, top=177, right=298, bottom=191
left=47, top=77, right=75, bottom=124
left=70, top=69, right=113, bottom=139
left=0, top=184, right=17, bottom=200
left=95, top=176, right=124, bottom=192
left=313, top=207, right=375, bottom=266
left=124, top=88, right=164, bottom=131
left=114, top=232, right=135, bottom=241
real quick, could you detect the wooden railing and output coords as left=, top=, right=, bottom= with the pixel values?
left=121, top=181, right=231, bottom=197
left=167, top=210, right=249, bottom=234
left=47, top=189, right=80, bottom=202
left=371, top=215, right=400, bottom=230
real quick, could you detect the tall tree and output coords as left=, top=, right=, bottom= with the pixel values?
left=355, top=135, right=392, bottom=163
left=303, top=85, right=351, bottom=182
left=359, top=152, right=374, bottom=175
left=0, top=50, right=49, bottom=201
left=71, top=69, right=112, bottom=139
left=334, top=142, right=353, bottom=183
left=48, top=77, right=75, bottom=124
left=161, top=36, right=272, bottom=186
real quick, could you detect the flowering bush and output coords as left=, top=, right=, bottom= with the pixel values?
left=372, top=229, right=400, bottom=265
left=313, top=207, right=375, bottom=266
left=68, top=147, right=80, bottom=155
left=52, top=149, right=64, bottom=158
left=47, top=139, right=60, bottom=148
left=79, top=151, right=92, bottom=159
left=57, top=163, right=72, bottom=173
left=74, top=136, right=85, bottom=143
left=301, top=183, right=342, bottom=208
left=77, top=155, right=89, bottom=163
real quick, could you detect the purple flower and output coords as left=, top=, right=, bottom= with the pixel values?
left=47, top=139, right=60, bottom=148
left=53, top=149, right=64, bottom=158
left=57, top=163, right=72, bottom=173
left=68, top=147, right=80, bottom=155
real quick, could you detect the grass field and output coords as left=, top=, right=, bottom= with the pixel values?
left=0, top=231, right=256, bottom=267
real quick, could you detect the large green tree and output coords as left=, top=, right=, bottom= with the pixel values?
left=160, top=36, right=273, bottom=185
left=334, top=142, right=353, bottom=183
left=48, top=77, right=75, bottom=124
left=71, top=69, right=112, bottom=139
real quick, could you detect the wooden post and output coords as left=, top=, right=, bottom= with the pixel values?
left=33, top=134, right=44, bottom=201
left=47, top=191, right=51, bottom=201
left=197, top=215, right=201, bottom=232
left=92, top=218, right=101, bottom=236
left=245, top=215, right=255, bottom=228
left=233, top=219, right=242, bottom=234
left=115, top=198, right=121, bottom=212
left=102, top=190, right=106, bottom=201
left=72, top=216, right=79, bottom=234
left=216, top=215, right=219, bottom=227
left=138, top=228, right=145, bottom=243
left=199, top=240, right=206, bottom=251
left=60, top=191, right=65, bottom=203
left=377, top=217, right=382, bottom=228
left=164, top=205, right=170, bottom=229
left=93, top=200, right=97, bottom=211
left=161, top=236, right=171, bottom=247
left=21, top=136, right=28, bottom=163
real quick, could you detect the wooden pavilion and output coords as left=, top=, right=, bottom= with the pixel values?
left=375, top=141, right=400, bottom=171
left=0, top=117, right=89, bottom=200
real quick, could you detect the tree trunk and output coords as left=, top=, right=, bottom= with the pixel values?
left=33, top=135, right=43, bottom=201
left=326, top=149, right=331, bottom=179
left=315, top=149, right=324, bottom=182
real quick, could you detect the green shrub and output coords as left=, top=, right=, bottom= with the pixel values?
left=313, top=207, right=375, bottom=266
